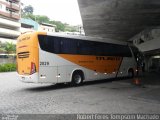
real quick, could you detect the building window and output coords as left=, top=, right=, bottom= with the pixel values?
left=0, top=4, right=2, bottom=9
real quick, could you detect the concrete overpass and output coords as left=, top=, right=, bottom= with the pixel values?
left=78, top=0, right=160, bottom=71
left=78, top=0, right=160, bottom=41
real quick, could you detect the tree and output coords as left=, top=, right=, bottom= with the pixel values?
left=0, top=42, right=6, bottom=53
left=22, top=13, right=35, bottom=20
left=4, top=42, right=16, bottom=54
left=23, top=5, right=34, bottom=14
left=35, top=15, right=50, bottom=23
left=49, top=20, right=65, bottom=32
left=65, top=25, right=77, bottom=32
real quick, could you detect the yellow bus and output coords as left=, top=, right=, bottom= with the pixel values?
left=16, top=31, right=143, bottom=85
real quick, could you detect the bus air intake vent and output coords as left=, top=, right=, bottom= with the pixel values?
left=18, top=52, right=30, bottom=58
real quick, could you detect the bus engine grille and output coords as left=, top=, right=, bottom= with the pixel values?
left=18, top=52, right=30, bottom=58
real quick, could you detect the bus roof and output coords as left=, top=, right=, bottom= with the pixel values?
left=47, top=32, right=127, bottom=45
left=26, top=31, right=128, bottom=46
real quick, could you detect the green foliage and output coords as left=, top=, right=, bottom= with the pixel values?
left=35, top=15, right=50, bottom=23
left=4, top=42, right=16, bottom=54
left=0, top=42, right=16, bottom=54
left=0, top=48, right=5, bottom=53
left=22, top=14, right=35, bottom=21
left=0, top=63, right=16, bottom=72
left=23, top=5, right=34, bottom=14
left=0, top=42, right=6, bottom=53
left=65, top=25, right=77, bottom=32
left=22, top=14, right=50, bottom=25
left=49, top=20, right=65, bottom=32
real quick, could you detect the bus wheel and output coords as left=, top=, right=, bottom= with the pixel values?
left=128, top=69, right=134, bottom=78
left=71, top=72, right=83, bottom=86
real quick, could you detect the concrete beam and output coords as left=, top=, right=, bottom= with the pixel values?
left=78, top=0, right=160, bottom=41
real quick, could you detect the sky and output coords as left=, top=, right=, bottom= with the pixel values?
left=21, top=0, right=82, bottom=26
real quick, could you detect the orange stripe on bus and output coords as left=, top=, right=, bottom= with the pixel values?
left=58, top=54, right=122, bottom=74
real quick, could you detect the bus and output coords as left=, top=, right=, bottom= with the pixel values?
left=16, top=31, right=143, bottom=85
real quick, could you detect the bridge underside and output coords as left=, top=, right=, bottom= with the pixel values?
left=78, top=0, right=160, bottom=41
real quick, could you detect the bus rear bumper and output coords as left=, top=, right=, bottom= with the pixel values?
left=18, top=73, right=38, bottom=83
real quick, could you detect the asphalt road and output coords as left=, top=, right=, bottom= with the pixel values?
left=0, top=72, right=160, bottom=114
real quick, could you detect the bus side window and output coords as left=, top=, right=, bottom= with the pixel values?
left=103, top=43, right=114, bottom=56
left=53, top=37, right=61, bottom=54
left=61, top=38, right=78, bottom=54
left=46, top=36, right=54, bottom=53
left=117, top=45, right=132, bottom=57
left=95, top=42, right=104, bottom=56
left=38, top=35, right=48, bottom=52
left=78, top=40, right=94, bottom=55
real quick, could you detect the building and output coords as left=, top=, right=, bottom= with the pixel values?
left=76, top=25, right=85, bottom=35
left=20, top=19, right=57, bottom=34
left=20, top=18, right=39, bottom=33
left=0, top=0, right=21, bottom=44
left=39, top=23, right=56, bottom=33
left=130, top=27, right=160, bottom=72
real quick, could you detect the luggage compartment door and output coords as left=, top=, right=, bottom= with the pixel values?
left=39, top=66, right=58, bottom=83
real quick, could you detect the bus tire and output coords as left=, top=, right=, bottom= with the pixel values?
left=71, top=71, right=83, bottom=86
left=128, top=69, right=134, bottom=78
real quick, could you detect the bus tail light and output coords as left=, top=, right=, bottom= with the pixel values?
left=30, top=62, right=36, bottom=75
